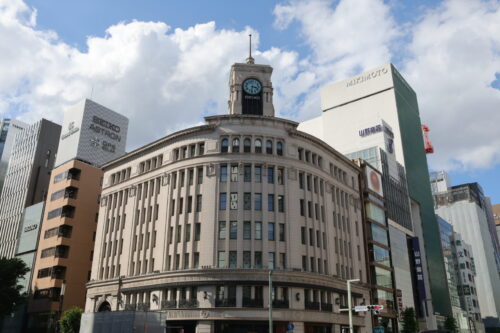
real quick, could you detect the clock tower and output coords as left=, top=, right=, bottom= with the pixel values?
left=228, top=39, right=275, bottom=117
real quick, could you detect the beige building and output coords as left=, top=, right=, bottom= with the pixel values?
left=28, top=160, right=102, bottom=331
left=82, top=59, right=372, bottom=333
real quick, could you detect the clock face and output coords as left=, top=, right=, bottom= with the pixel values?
left=243, top=79, right=262, bottom=95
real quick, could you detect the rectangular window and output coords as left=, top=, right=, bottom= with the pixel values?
left=218, top=251, right=225, bottom=268
left=186, top=224, right=191, bottom=242
left=231, top=165, right=238, bottom=182
left=323, top=232, right=326, bottom=249
left=280, top=253, right=286, bottom=269
left=230, top=221, right=238, bottom=239
left=279, top=224, right=285, bottom=242
left=178, top=198, right=184, bottom=214
left=177, top=226, right=182, bottom=243
left=308, top=201, right=312, bottom=218
left=187, top=196, right=193, bottom=213
left=255, top=193, right=262, bottom=211
left=268, top=194, right=274, bottom=211
left=219, top=193, right=227, bottom=210
left=301, top=227, right=306, bottom=244
left=268, top=252, right=275, bottom=269
left=244, top=165, right=252, bottom=182
left=299, top=172, right=304, bottom=189
left=199, top=142, right=205, bottom=155
left=195, top=223, right=201, bottom=241
left=229, top=251, right=237, bottom=268
left=254, top=252, right=262, bottom=268
left=277, top=168, right=284, bottom=185
left=188, top=169, right=194, bottom=185
left=194, top=253, right=199, bottom=268
left=316, top=230, right=320, bottom=248
left=218, top=221, right=226, bottom=240
left=197, top=167, right=204, bottom=184
left=184, top=253, right=189, bottom=268
left=310, top=257, right=315, bottom=272
left=309, top=228, right=314, bottom=246
left=300, top=199, right=305, bottom=216
left=244, top=193, right=251, bottom=210
left=255, top=166, right=262, bottom=183
left=220, top=165, right=228, bottom=182
left=196, top=195, right=202, bottom=212
left=243, top=221, right=251, bottom=239
left=255, top=222, right=262, bottom=240
left=302, top=256, right=307, bottom=271
left=179, top=171, right=185, bottom=187
left=307, top=175, right=311, bottom=191
left=268, top=167, right=274, bottom=184
left=268, top=223, right=275, bottom=241
left=243, top=251, right=251, bottom=268
left=230, top=193, right=238, bottom=210
left=278, top=195, right=284, bottom=212
left=315, top=204, right=319, bottom=220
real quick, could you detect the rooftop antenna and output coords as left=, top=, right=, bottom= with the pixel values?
left=246, top=34, right=255, bottom=64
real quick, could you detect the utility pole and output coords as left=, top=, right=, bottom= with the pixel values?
left=269, top=270, right=273, bottom=333
left=347, top=279, right=360, bottom=333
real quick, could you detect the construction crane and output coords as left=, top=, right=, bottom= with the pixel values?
left=422, top=125, right=434, bottom=154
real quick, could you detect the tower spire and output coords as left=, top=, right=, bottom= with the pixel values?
left=246, top=34, right=255, bottom=64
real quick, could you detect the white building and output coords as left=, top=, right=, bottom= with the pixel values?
left=81, top=58, right=373, bottom=333
left=298, top=64, right=445, bottom=327
left=433, top=180, right=500, bottom=328
left=0, top=118, right=28, bottom=193
left=55, top=98, right=129, bottom=167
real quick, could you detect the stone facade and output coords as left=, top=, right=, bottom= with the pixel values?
left=84, top=60, right=372, bottom=333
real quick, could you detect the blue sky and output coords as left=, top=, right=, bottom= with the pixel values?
left=3, top=0, right=500, bottom=203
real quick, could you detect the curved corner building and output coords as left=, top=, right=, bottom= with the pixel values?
left=83, top=59, right=372, bottom=333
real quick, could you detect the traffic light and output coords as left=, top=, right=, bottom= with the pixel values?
left=367, top=305, right=382, bottom=315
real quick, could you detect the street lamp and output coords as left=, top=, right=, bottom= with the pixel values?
left=347, top=279, right=360, bottom=333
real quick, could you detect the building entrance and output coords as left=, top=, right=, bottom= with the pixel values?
left=166, top=320, right=197, bottom=333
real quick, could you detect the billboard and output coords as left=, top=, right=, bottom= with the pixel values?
left=365, top=165, right=383, bottom=197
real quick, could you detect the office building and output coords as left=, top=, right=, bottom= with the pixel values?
left=299, top=64, right=442, bottom=326
left=0, top=119, right=61, bottom=258
left=81, top=58, right=372, bottom=333
left=437, top=217, right=484, bottom=333
left=433, top=176, right=500, bottom=328
left=1, top=202, right=45, bottom=333
left=28, top=99, right=128, bottom=332
left=0, top=118, right=27, bottom=194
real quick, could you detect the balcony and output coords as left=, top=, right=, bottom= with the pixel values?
left=321, top=303, right=333, bottom=312
left=161, top=300, right=177, bottom=309
left=136, top=303, right=150, bottom=311
left=305, top=301, right=320, bottom=310
left=178, top=299, right=199, bottom=308
left=215, top=298, right=236, bottom=307
left=272, top=299, right=289, bottom=309
left=242, top=298, right=263, bottom=308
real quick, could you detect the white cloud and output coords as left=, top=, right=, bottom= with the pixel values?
left=0, top=0, right=498, bottom=172
left=402, top=0, right=500, bottom=170
left=0, top=1, right=302, bottom=150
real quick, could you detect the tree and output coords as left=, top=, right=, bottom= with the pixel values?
left=0, top=257, right=30, bottom=317
left=59, top=307, right=83, bottom=333
left=444, top=316, right=459, bottom=333
left=401, top=307, right=419, bottom=333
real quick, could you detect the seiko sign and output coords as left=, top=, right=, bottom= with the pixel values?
left=89, top=116, right=122, bottom=142
left=346, top=67, right=388, bottom=88
left=61, top=121, right=80, bottom=140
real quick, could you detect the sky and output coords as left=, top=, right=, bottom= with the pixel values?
left=0, top=0, right=499, bottom=203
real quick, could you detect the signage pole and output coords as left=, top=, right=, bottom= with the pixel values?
left=269, top=270, right=273, bottom=333
left=347, top=279, right=359, bottom=333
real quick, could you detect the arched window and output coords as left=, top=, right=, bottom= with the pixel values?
left=266, top=140, right=273, bottom=154
left=221, top=138, right=229, bottom=153
left=244, top=138, right=251, bottom=153
left=98, top=301, right=111, bottom=312
left=255, top=139, right=262, bottom=153
left=277, top=141, right=283, bottom=156
left=232, top=138, right=240, bottom=153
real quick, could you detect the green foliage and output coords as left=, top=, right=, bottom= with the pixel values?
left=0, top=257, right=30, bottom=317
left=444, top=316, right=459, bottom=333
left=401, top=307, right=419, bottom=333
left=59, top=307, right=83, bottom=333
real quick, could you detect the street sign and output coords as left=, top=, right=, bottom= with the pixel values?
left=287, top=323, right=295, bottom=331
left=354, top=305, right=368, bottom=312
left=374, top=326, right=384, bottom=333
